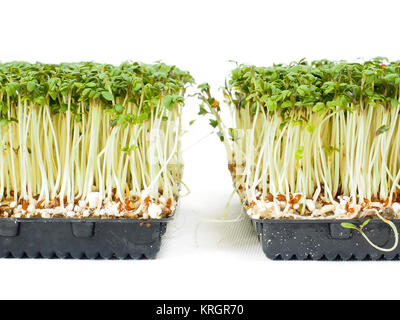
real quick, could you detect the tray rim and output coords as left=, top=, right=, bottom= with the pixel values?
left=0, top=217, right=173, bottom=224
left=251, top=217, right=400, bottom=224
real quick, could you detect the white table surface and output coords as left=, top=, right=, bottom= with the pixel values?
left=1, top=0, right=400, bottom=300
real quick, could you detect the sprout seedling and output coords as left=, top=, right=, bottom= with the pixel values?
left=342, top=213, right=399, bottom=252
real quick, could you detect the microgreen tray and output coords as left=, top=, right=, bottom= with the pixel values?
left=252, top=218, right=400, bottom=261
left=0, top=218, right=171, bottom=259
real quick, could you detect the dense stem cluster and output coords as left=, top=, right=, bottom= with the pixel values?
left=0, top=61, right=193, bottom=219
left=199, top=58, right=400, bottom=219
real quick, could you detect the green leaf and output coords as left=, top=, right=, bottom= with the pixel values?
left=27, top=81, right=36, bottom=92
left=114, top=104, right=124, bottom=114
left=326, top=101, right=336, bottom=111
left=0, top=118, right=8, bottom=127
left=163, top=95, right=173, bottom=109
left=59, top=104, right=68, bottom=113
left=363, top=69, right=375, bottom=76
left=135, top=112, right=150, bottom=122
left=265, top=99, right=277, bottom=111
left=132, top=83, right=142, bottom=93
left=360, top=219, right=370, bottom=229
left=376, top=125, right=390, bottom=135
left=295, top=147, right=304, bottom=161
left=121, top=145, right=138, bottom=153
left=322, top=145, right=340, bottom=156
left=101, top=91, right=114, bottom=101
left=34, top=96, right=46, bottom=106
left=0, top=102, right=7, bottom=114
left=292, top=119, right=302, bottom=127
left=49, top=91, right=58, bottom=100
left=312, top=102, right=325, bottom=113
left=228, top=127, right=236, bottom=141
left=198, top=104, right=208, bottom=116
left=306, top=122, right=315, bottom=134
left=5, top=83, right=18, bottom=96
left=198, top=83, right=210, bottom=91
left=341, top=222, right=358, bottom=230
left=189, top=120, right=195, bottom=126
left=280, top=101, right=293, bottom=109
left=82, top=88, right=91, bottom=97
left=163, top=95, right=183, bottom=110
left=209, top=119, right=218, bottom=128
left=296, top=85, right=309, bottom=97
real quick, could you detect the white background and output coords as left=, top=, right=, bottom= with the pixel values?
left=1, top=0, right=400, bottom=300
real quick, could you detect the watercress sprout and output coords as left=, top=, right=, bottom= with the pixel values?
left=197, top=58, right=400, bottom=233
left=0, top=61, right=193, bottom=219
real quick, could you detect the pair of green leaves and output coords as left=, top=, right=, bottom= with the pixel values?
left=0, top=117, right=17, bottom=127
left=376, top=125, right=390, bottom=136
left=101, top=91, right=114, bottom=101
left=163, top=94, right=184, bottom=110
left=341, top=219, right=370, bottom=231
left=295, top=147, right=304, bottom=161
left=322, top=145, right=340, bottom=156
left=121, top=144, right=138, bottom=153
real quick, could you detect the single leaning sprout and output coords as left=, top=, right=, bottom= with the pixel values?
left=341, top=212, right=399, bottom=252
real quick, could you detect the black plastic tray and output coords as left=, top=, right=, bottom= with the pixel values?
left=252, top=218, right=400, bottom=261
left=0, top=218, right=171, bottom=259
